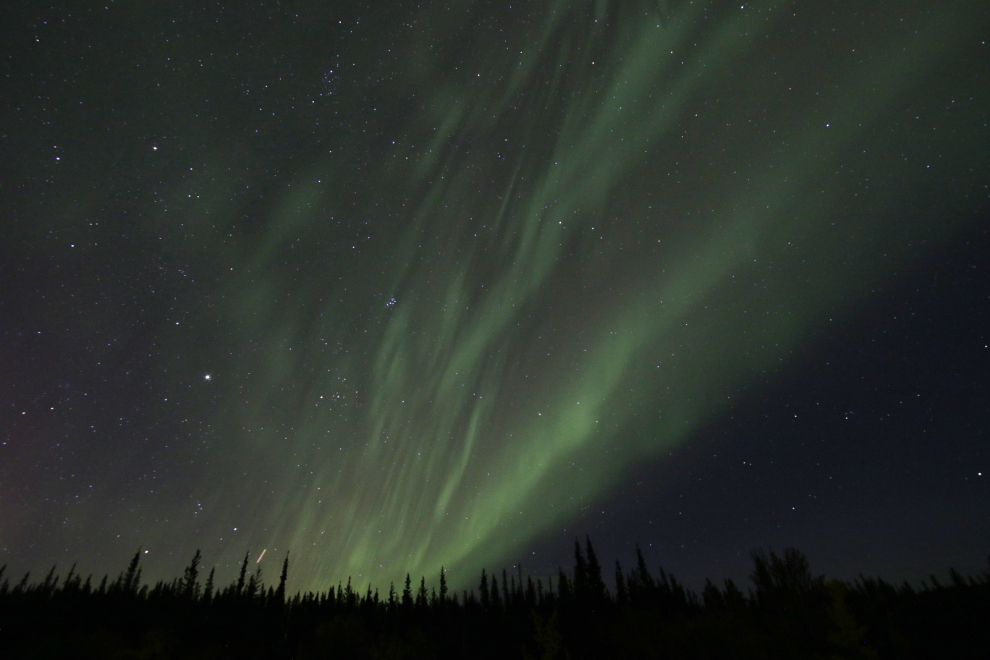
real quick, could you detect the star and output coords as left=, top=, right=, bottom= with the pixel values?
left=204, top=374, right=212, bottom=381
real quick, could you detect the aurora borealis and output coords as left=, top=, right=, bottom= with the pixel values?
left=2, top=0, right=988, bottom=594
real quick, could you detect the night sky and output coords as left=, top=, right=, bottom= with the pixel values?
left=2, top=0, right=988, bottom=595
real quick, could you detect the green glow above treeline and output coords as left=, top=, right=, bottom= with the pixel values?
left=118, top=0, right=986, bottom=591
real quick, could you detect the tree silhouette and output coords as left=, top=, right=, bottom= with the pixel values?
left=584, top=537, right=607, bottom=606
left=204, top=567, right=215, bottom=603
left=181, top=549, right=201, bottom=599
left=490, top=573, right=502, bottom=610
left=401, top=573, right=413, bottom=611
left=122, top=549, right=142, bottom=594
left=557, top=569, right=571, bottom=604
left=573, top=539, right=588, bottom=600
left=235, top=551, right=250, bottom=596
left=1, top=538, right=985, bottom=659
left=750, top=547, right=819, bottom=604
left=479, top=569, right=490, bottom=609
left=276, top=552, right=289, bottom=604
left=615, top=561, right=628, bottom=606
left=416, top=576, right=428, bottom=610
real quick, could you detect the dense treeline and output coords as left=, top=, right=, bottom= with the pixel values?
left=1, top=539, right=987, bottom=658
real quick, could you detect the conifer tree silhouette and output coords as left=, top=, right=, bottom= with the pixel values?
left=41, top=565, right=57, bottom=595
left=401, top=573, right=413, bottom=610
left=702, top=578, right=723, bottom=609
left=557, top=569, right=571, bottom=603
left=723, top=578, right=746, bottom=611
left=3, top=541, right=988, bottom=659
left=13, top=570, right=29, bottom=593
left=246, top=565, right=261, bottom=600
left=750, top=547, right=817, bottom=604
left=204, top=567, right=215, bottom=603
left=615, top=560, right=628, bottom=606
left=235, top=551, right=250, bottom=596
left=344, top=576, right=355, bottom=609
left=182, top=549, right=201, bottom=599
left=573, top=539, right=588, bottom=600
left=585, top=537, right=607, bottom=605
left=479, top=569, right=490, bottom=608
left=630, top=544, right=654, bottom=605
left=490, top=574, right=502, bottom=610
left=276, top=552, right=289, bottom=604
left=123, top=549, right=142, bottom=594
left=416, top=576, right=428, bottom=610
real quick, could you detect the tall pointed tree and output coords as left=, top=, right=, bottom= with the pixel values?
left=479, top=569, right=490, bottom=608
left=585, top=537, right=608, bottom=605
left=276, top=552, right=289, bottom=604
left=439, top=567, right=448, bottom=606
left=236, top=551, right=250, bottom=596
left=402, top=573, right=413, bottom=610
left=123, top=549, right=142, bottom=594
left=204, top=567, right=215, bottom=603
left=182, top=549, right=202, bottom=599
left=634, top=545, right=654, bottom=593
left=416, top=576, right=428, bottom=610
left=557, top=569, right=571, bottom=603
left=490, top=574, right=502, bottom=610
left=573, top=539, right=588, bottom=602
left=246, top=565, right=261, bottom=600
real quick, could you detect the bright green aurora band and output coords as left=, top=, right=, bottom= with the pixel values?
left=135, top=1, right=985, bottom=591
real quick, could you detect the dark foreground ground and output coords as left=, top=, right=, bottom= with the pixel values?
left=2, top=543, right=988, bottom=659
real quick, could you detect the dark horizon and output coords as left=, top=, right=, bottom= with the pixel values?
left=3, top=542, right=988, bottom=658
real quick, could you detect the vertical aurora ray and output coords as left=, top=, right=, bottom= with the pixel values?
left=160, top=0, right=986, bottom=590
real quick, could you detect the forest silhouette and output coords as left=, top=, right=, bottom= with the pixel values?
left=1, top=539, right=987, bottom=658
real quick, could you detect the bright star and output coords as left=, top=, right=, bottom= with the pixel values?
left=204, top=374, right=212, bottom=381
